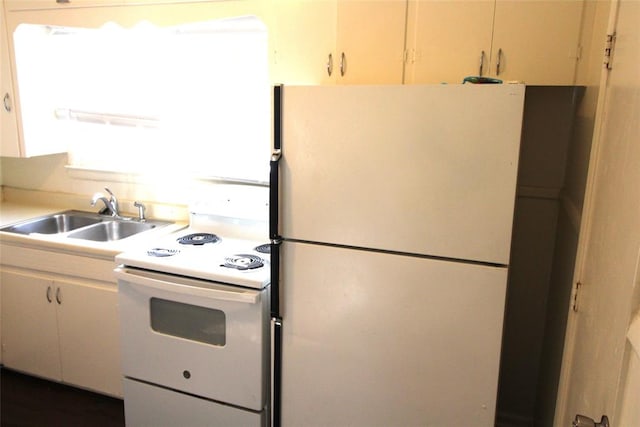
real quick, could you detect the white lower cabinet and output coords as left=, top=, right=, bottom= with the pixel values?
left=1, top=268, right=123, bottom=397
left=1, top=271, right=61, bottom=380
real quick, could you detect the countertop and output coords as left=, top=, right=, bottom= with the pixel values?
left=0, top=202, right=63, bottom=226
left=0, top=201, right=187, bottom=259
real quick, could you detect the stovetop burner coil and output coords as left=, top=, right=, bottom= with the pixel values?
left=221, top=254, right=264, bottom=271
left=254, top=243, right=271, bottom=254
left=147, top=248, right=180, bottom=257
left=177, top=233, right=220, bottom=245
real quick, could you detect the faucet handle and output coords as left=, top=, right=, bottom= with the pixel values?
left=103, top=187, right=120, bottom=213
left=104, top=187, right=116, bottom=200
left=134, top=201, right=147, bottom=221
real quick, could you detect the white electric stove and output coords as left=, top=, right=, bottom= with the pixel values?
left=114, top=200, right=272, bottom=427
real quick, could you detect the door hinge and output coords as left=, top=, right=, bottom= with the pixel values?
left=572, top=281, right=582, bottom=312
left=573, top=414, right=609, bottom=427
left=404, top=49, right=417, bottom=64
left=604, top=32, right=616, bottom=70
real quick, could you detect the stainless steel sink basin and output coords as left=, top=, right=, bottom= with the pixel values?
left=1, top=211, right=103, bottom=234
left=68, top=221, right=157, bottom=242
left=1, top=210, right=172, bottom=242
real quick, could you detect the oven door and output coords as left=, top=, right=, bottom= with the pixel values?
left=115, top=266, right=270, bottom=412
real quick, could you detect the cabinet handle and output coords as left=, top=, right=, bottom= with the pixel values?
left=3, top=93, right=11, bottom=112
left=340, top=52, right=346, bottom=77
left=496, top=48, right=503, bottom=76
left=56, top=0, right=71, bottom=3
left=46, top=286, right=53, bottom=303
left=56, top=287, right=62, bottom=305
left=327, top=53, right=333, bottom=77
left=479, top=50, right=485, bottom=76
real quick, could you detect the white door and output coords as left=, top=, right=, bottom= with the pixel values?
left=281, top=242, right=508, bottom=427
left=1, top=270, right=62, bottom=381
left=56, top=279, right=122, bottom=397
left=335, top=0, right=406, bottom=84
left=405, top=0, right=494, bottom=84
left=555, top=1, right=640, bottom=425
left=116, top=267, right=270, bottom=412
left=1, top=0, right=21, bottom=157
left=269, top=0, right=337, bottom=85
left=488, top=0, right=583, bottom=85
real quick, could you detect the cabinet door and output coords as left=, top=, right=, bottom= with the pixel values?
left=1, top=270, right=62, bottom=381
left=122, top=0, right=219, bottom=5
left=0, top=267, right=2, bottom=365
left=336, top=0, right=406, bottom=84
left=489, top=0, right=583, bottom=84
left=405, top=0, right=494, bottom=84
left=4, top=0, right=123, bottom=11
left=56, top=279, right=123, bottom=397
left=270, top=0, right=337, bottom=85
left=1, top=0, right=21, bottom=157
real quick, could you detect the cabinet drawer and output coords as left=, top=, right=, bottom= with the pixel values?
left=123, top=378, right=266, bottom=427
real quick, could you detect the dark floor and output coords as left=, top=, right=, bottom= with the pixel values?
left=0, top=367, right=125, bottom=427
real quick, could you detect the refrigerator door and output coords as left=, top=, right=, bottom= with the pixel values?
left=280, top=84, right=524, bottom=265
left=280, top=242, right=507, bottom=427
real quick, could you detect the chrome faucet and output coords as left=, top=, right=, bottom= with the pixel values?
left=91, top=187, right=120, bottom=217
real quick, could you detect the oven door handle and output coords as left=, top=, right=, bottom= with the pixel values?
left=114, top=267, right=260, bottom=304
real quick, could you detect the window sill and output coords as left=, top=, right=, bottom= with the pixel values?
left=64, top=165, right=269, bottom=187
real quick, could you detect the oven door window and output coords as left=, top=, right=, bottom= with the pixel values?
left=150, top=298, right=225, bottom=346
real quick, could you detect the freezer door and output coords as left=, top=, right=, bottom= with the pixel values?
left=280, top=242, right=507, bottom=427
left=280, top=84, right=524, bottom=265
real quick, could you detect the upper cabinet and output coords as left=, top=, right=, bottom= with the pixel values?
left=1, top=0, right=21, bottom=157
left=334, top=0, right=406, bottom=84
left=269, top=0, right=337, bottom=85
left=270, top=0, right=407, bottom=85
left=406, top=0, right=584, bottom=85
left=122, top=0, right=218, bottom=5
left=4, top=0, right=123, bottom=10
left=405, top=1, right=494, bottom=85
left=489, top=1, right=584, bottom=85
left=4, top=0, right=262, bottom=10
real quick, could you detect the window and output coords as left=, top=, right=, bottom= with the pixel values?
left=12, top=16, right=270, bottom=184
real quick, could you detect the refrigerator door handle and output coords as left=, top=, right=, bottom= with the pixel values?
left=270, top=237, right=281, bottom=318
left=270, top=86, right=283, bottom=426
left=270, top=85, right=283, bottom=318
left=273, top=85, right=282, bottom=151
left=270, top=85, right=283, bottom=241
left=271, top=318, right=283, bottom=427
left=269, top=150, right=281, bottom=241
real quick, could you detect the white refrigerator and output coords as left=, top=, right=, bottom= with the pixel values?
left=269, top=84, right=525, bottom=427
